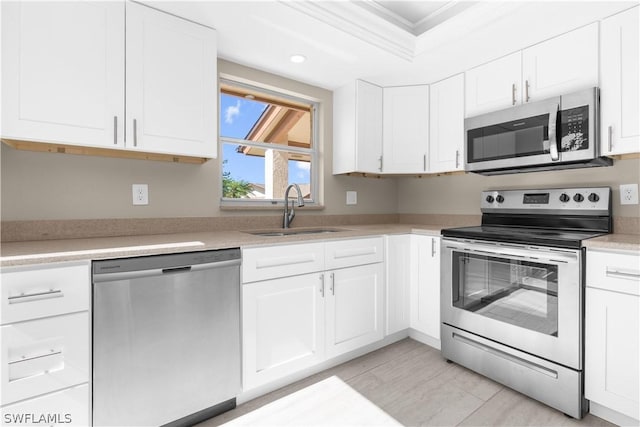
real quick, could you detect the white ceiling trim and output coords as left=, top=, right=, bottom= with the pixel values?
left=279, top=0, right=416, bottom=62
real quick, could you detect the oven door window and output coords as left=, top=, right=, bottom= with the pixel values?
left=452, top=252, right=558, bottom=336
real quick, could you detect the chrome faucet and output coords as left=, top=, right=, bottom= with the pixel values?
left=283, top=183, right=305, bottom=228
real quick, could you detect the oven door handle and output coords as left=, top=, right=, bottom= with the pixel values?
left=447, top=243, right=577, bottom=265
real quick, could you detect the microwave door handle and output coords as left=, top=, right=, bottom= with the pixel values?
left=549, top=103, right=560, bottom=161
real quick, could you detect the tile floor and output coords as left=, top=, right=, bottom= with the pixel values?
left=199, top=338, right=615, bottom=427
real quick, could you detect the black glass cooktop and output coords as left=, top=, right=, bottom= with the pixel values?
left=441, top=225, right=607, bottom=249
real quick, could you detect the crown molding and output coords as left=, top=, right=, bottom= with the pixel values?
left=279, top=1, right=416, bottom=62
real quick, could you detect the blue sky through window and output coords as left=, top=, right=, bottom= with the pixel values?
left=220, top=94, right=311, bottom=187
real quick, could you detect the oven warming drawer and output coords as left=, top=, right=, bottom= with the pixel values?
left=441, top=324, right=586, bottom=418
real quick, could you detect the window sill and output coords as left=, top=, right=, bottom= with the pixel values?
left=219, top=203, right=325, bottom=212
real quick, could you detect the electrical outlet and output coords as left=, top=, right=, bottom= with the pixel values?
left=620, top=183, right=639, bottom=205
left=132, top=184, right=148, bottom=206
left=346, top=191, right=357, bottom=205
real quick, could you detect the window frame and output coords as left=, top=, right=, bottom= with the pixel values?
left=219, top=76, right=320, bottom=208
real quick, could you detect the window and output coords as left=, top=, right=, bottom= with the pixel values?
left=219, top=78, right=318, bottom=206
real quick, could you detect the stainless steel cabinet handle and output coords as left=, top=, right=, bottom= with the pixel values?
left=455, top=150, right=460, bottom=169
left=511, top=83, right=516, bottom=106
left=319, top=274, right=325, bottom=297
left=606, top=268, right=640, bottom=281
left=423, top=154, right=427, bottom=171
left=431, top=238, right=436, bottom=257
left=113, top=116, right=118, bottom=145
left=378, top=156, right=383, bottom=172
left=133, top=119, right=138, bottom=147
left=608, top=125, right=613, bottom=153
left=330, top=272, right=335, bottom=296
left=525, top=80, right=530, bottom=102
left=8, top=289, right=63, bottom=304
left=549, top=104, right=559, bottom=161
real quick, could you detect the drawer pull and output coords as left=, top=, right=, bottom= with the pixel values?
left=255, top=254, right=316, bottom=269
left=606, top=268, right=640, bottom=281
left=8, top=289, right=63, bottom=304
left=332, top=247, right=376, bottom=260
left=8, top=349, right=64, bottom=382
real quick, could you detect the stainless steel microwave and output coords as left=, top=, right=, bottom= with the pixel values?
left=464, top=87, right=612, bottom=175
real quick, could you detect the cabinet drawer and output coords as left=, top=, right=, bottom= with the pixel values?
left=1, top=262, right=90, bottom=324
left=1, top=312, right=89, bottom=406
left=242, top=242, right=325, bottom=283
left=1, top=383, right=89, bottom=426
left=587, top=250, right=640, bottom=295
left=325, top=237, right=383, bottom=270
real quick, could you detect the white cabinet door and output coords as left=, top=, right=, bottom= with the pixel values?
left=126, top=2, right=217, bottom=158
left=410, top=235, right=441, bottom=341
left=1, top=384, right=89, bottom=427
left=385, top=235, right=411, bottom=335
left=522, top=23, right=599, bottom=102
left=601, top=6, right=640, bottom=155
left=585, top=288, right=640, bottom=421
left=326, top=263, right=384, bottom=358
left=429, top=74, right=465, bottom=173
left=382, top=85, right=430, bottom=173
left=1, top=2, right=124, bottom=148
left=1, top=313, right=89, bottom=406
left=333, top=80, right=383, bottom=174
left=465, top=52, right=522, bottom=117
left=242, top=273, right=325, bottom=389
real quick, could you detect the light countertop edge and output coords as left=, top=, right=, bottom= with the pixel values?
left=1, top=224, right=637, bottom=268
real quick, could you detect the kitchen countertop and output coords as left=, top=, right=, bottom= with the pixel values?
left=582, top=233, right=640, bottom=252
left=0, top=224, right=443, bottom=267
left=1, top=223, right=637, bottom=268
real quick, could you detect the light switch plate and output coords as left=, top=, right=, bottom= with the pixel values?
left=132, top=184, right=149, bottom=205
left=620, top=184, right=639, bottom=205
left=346, top=191, right=357, bottom=205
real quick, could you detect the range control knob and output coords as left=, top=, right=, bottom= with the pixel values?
left=496, top=195, right=505, bottom=203
left=574, top=193, right=584, bottom=203
left=486, top=195, right=495, bottom=203
left=559, top=193, right=571, bottom=203
left=588, top=193, right=600, bottom=203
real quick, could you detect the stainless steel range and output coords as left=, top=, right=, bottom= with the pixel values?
left=440, top=187, right=612, bottom=419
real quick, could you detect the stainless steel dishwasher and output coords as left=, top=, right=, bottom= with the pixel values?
left=92, top=249, right=241, bottom=427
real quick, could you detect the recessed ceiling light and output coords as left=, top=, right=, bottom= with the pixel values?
left=290, top=54, right=306, bottom=64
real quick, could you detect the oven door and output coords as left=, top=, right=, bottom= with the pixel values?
left=441, top=237, right=582, bottom=369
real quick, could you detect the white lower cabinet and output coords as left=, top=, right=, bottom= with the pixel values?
left=585, top=249, right=640, bottom=425
left=242, top=273, right=325, bottom=388
left=410, top=235, right=441, bottom=343
left=325, top=263, right=384, bottom=359
left=0, top=261, right=90, bottom=426
left=385, top=235, right=411, bottom=335
left=242, top=238, right=384, bottom=390
left=1, top=384, right=89, bottom=426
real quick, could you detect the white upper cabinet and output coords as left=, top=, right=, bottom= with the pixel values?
left=126, top=2, right=217, bottom=158
left=333, top=80, right=383, bottom=174
left=465, top=52, right=522, bottom=117
left=465, top=23, right=598, bottom=118
left=382, top=85, right=430, bottom=173
left=429, top=74, right=465, bottom=173
left=1, top=1, right=217, bottom=159
left=1, top=2, right=125, bottom=148
left=522, top=23, right=598, bottom=102
left=600, top=6, right=640, bottom=156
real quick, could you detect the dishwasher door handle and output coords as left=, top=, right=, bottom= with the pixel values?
left=93, top=259, right=241, bottom=283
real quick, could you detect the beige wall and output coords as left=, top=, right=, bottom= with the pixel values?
left=1, top=58, right=638, bottom=222
left=397, top=158, right=640, bottom=218
left=0, top=59, right=398, bottom=221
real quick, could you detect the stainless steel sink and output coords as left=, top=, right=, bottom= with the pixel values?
left=246, top=228, right=345, bottom=237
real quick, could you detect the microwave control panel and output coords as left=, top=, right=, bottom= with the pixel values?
left=560, top=105, right=589, bottom=152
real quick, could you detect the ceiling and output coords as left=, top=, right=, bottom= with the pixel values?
left=144, top=1, right=636, bottom=90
